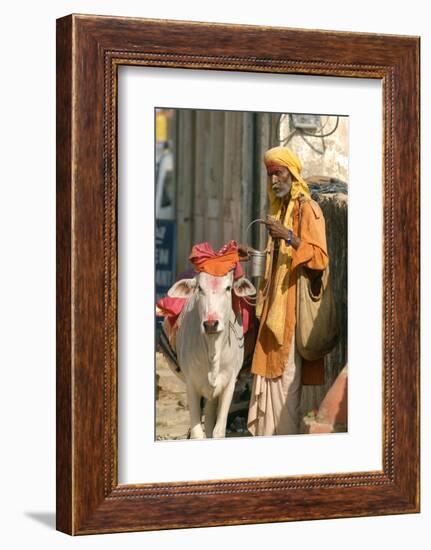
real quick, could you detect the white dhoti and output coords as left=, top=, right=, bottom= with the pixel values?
left=247, top=335, right=302, bottom=436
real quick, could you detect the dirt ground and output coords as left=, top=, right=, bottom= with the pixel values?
left=155, top=352, right=251, bottom=440
left=155, top=353, right=190, bottom=440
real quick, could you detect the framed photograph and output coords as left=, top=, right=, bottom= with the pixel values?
left=56, top=14, right=420, bottom=535
left=153, top=107, right=348, bottom=443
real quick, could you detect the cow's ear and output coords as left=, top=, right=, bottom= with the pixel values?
left=167, top=278, right=197, bottom=298
left=233, top=277, right=256, bottom=297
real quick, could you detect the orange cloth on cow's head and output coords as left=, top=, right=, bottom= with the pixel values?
left=189, top=241, right=243, bottom=278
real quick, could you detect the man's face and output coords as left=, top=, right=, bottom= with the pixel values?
left=268, top=165, right=293, bottom=200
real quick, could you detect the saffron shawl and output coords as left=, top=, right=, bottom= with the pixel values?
left=256, top=147, right=311, bottom=346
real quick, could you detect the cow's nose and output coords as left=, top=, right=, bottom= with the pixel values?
left=203, top=320, right=219, bottom=333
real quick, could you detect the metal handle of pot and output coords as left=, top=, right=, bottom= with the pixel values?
left=245, top=218, right=266, bottom=237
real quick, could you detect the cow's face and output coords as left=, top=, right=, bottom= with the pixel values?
left=167, top=271, right=255, bottom=335
left=195, top=271, right=235, bottom=335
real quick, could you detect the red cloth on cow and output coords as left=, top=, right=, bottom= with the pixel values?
left=156, top=296, right=185, bottom=327
left=155, top=268, right=195, bottom=327
left=232, top=293, right=255, bottom=335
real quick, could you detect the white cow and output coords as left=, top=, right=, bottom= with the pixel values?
left=167, top=270, right=256, bottom=439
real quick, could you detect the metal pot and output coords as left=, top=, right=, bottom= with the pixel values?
left=244, top=219, right=268, bottom=278
left=248, top=249, right=267, bottom=278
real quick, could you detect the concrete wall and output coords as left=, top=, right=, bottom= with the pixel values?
left=279, top=115, right=349, bottom=182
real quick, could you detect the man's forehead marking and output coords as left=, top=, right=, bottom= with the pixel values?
left=266, top=163, right=286, bottom=175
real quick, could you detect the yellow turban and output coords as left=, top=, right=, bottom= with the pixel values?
left=256, top=147, right=311, bottom=345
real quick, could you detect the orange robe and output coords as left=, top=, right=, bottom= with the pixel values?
left=251, top=198, right=328, bottom=379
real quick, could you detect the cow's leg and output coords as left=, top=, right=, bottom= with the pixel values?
left=186, top=383, right=205, bottom=439
left=212, top=379, right=236, bottom=438
left=204, top=398, right=218, bottom=438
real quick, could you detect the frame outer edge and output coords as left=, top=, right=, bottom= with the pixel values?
left=56, top=14, right=74, bottom=536
left=71, top=14, right=109, bottom=533
left=392, top=38, right=420, bottom=510
left=57, top=14, right=421, bottom=534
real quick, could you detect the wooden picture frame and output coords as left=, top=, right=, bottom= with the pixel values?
left=56, top=14, right=420, bottom=535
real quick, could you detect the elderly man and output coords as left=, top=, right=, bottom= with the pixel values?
left=242, top=146, right=329, bottom=436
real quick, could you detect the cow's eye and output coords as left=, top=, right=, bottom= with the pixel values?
left=197, top=285, right=204, bottom=293
left=226, top=286, right=231, bottom=292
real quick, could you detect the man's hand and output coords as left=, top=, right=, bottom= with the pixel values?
left=263, top=217, right=301, bottom=249
left=238, top=244, right=250, bottom=260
